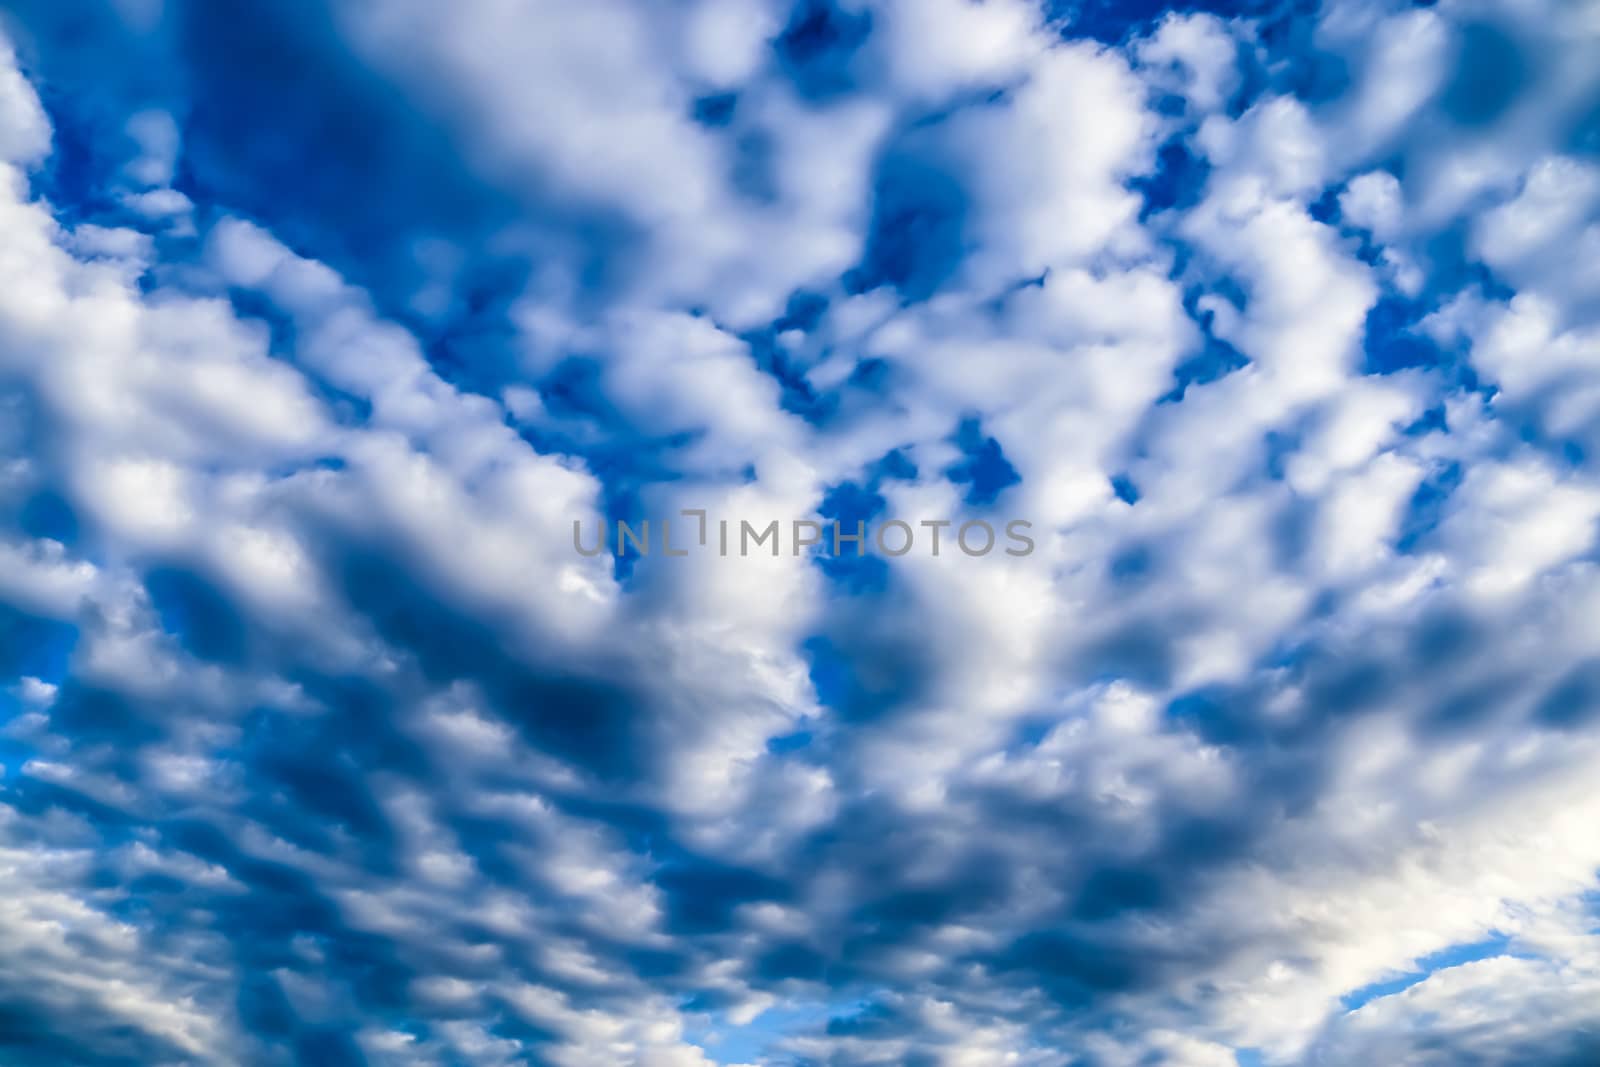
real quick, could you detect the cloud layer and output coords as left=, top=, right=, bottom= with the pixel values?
left=1, top=0, right=1599, bottom=1063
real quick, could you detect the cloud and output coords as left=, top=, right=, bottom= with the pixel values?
left=0, top=0, right=1599, bottom=1064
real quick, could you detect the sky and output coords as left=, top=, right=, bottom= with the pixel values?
left=0, top=0, right=1598, bottom=1064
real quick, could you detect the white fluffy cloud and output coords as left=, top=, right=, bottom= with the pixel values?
left=0, top=0, right=1599, bottom=1064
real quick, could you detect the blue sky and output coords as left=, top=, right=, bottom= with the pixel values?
left=1, top=0, right=1599, bottom=1064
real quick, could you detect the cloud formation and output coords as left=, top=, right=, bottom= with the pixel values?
left=0, top=0, right=1599, bottom=1063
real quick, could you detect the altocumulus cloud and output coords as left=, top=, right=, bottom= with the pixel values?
left=0, top=0, right=1598, bottom=1064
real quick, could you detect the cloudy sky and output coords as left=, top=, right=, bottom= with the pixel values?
left=0, top=0, right=1599, bottom=1063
